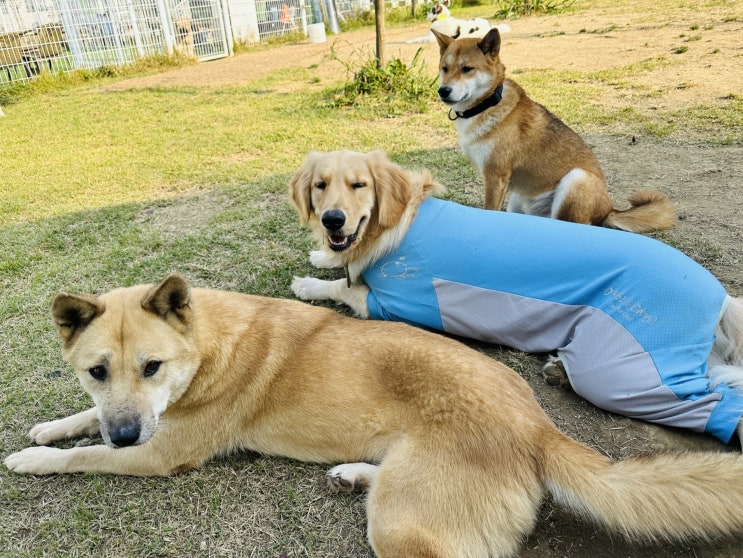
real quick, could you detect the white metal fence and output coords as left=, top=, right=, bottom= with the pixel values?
left=0, top=0, right=377, bottom=85
left=0, top=0, right=234, bottom=84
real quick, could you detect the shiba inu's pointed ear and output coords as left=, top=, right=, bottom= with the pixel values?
left=432, top=29, right=453, bottom=55
left=289, top=153, right=318, bottom=225
left=142, top=274, right=192, bottom=329
left=477, top=28, right=501, bottom=58
left=52, top=293, right=104, bottom=346
left=368, top=150, right=412, bottom=228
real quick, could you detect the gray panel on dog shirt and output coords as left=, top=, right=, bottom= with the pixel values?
left=433, top=278, right=716, bottom=433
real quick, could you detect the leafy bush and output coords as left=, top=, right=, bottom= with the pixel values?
left=323, top=46, right=436, bottom=116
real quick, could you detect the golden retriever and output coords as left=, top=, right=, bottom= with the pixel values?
left=290, top=150, right=743, bottom=446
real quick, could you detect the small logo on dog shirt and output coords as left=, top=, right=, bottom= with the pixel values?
left=603, top=287, right=658, bottom=325
left=379, top=257, right=419, bottom=279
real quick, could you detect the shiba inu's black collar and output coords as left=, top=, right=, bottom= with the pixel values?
left=448, top=84, right=504, bottom=120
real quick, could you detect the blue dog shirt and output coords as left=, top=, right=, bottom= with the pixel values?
left=362, top=197, right=741, bottom=443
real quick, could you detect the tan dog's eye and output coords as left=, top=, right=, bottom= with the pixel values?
left=462, top=66, right=473, bottom=74
left=144, top=360, right=161, bottom=378
left=89, top=365, right=107, bottom=381
left=351, top=182, right=366, bottom=189
left=442, top=66, right=448, bottom=73
left=314, top=181, right=326, bottom=190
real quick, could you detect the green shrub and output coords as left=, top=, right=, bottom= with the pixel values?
left=323, top=46, right=436, bottom=116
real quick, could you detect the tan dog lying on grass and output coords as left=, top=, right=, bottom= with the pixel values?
left=433, top=28, right=676, bottom=232
left=6, top=274, right=743, bottom=557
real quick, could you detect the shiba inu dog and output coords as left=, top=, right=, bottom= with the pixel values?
left=289, top=150, right=743, bottom=446
left=6, top=274, right=743, bottom=556
left=433, top=28, right=676, bottom=232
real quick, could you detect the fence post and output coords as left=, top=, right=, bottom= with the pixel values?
left=107, top=2, right=128, bottom=64
left=374, top=0, right=383, bottom=66
left=218, top=0, right=233, bottom=55
left=58, top=0, right=86, bottom=69
left=156, top=0, right=175, bottom=55
left=126, top=0, right=145, bottom=58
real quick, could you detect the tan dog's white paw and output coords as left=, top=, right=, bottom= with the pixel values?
left=29, top=419, right=77, bottom=445
left=4, top=446, right=65, bottom=475
left=326, top=462, right=378, bottom=493
left=28, top=409, right=100, bottom=445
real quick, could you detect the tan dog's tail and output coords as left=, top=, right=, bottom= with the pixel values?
left=603, top=190, right=676, bottom=233
left=542, top=430, right=743, bottom=541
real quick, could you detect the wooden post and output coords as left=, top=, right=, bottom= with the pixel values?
left=375, top=0, right=384, bottom=67
left=411, top=0, right=417, bottom=18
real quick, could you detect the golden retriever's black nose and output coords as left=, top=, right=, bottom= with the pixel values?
left=322, top=210, right=346, bottom=231
left=438, top=86, right=452, bottom=100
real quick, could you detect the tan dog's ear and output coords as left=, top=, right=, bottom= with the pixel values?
left=52, top=293, right=104, bottom=347
left=432, top=29, right=453, bottom=56
left=477, top=28, right=501, bottom=58
left=368, top=150, right=412, bottom=228
left=289, top=153, right=318, bottom=225
left=142, top=274, right=192, bottom=331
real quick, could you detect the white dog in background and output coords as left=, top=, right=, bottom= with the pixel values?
left=407, top=0, right=510, bottom=44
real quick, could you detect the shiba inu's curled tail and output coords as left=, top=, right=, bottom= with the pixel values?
left=603, top=190, right=676, bottom=233
left=543, top=430, right=743, bottom=541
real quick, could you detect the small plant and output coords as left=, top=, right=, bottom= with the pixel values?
left=494, top=0, right=575, bottom=18
left=672, top=46, right=689, bottom=54
left=324, top=46, right=436, bottom=115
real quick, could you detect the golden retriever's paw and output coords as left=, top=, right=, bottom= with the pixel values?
left=541, top=356, right=570, bottom=388
left=291, top=276, right=328, bottom=301
left=4, top=446, right=65, bottom=475
left=309, top=250, right=341, bottom=269
left=326, top=462, right=378, bottom=493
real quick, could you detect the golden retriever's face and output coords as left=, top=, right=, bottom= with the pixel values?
left=290, top=150, right=412, bottom=253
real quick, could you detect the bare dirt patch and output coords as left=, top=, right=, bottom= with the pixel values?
left=100, top=2, right=743, bottom=110
left=101, top=3, right=743, bottom=557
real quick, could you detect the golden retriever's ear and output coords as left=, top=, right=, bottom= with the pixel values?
left=289, top=153, right=317, bottom=225
left=368, top=150, right=413, bottom=228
